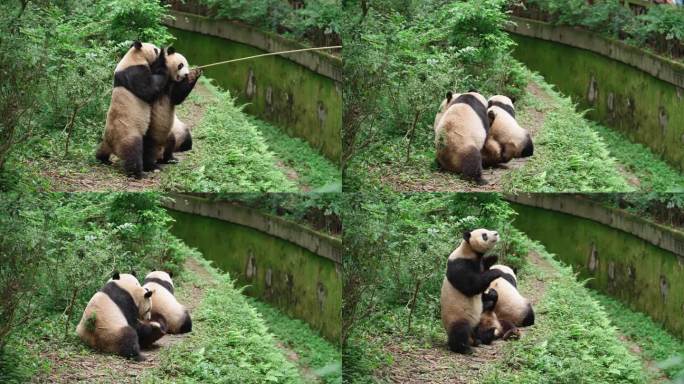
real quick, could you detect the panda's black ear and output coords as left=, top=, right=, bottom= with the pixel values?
left=112, top=271, right=120, bottom=280
left=513, top=267, right=518, bottom=275
left=167, top=270, right=174, bottom=278
left=130, top=270, right=137, bottom=278
left=144, top=290, right=154, bottom=298
left=132, top=41, right=142, bottom=49
left=446, top=91, right=453, bottom=103
left=167, top=46, right=176, bottom=55
left=487, top=100, right=493, bottom=108
left=462, top=231, right=472, bottom=242
left=468, top=88, right=479, bottom=93
left=510, top=96, right=517, bottom=104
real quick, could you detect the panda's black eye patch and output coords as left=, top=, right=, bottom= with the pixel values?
left=178, top=63, right=184, bottom=70
left=482, top=233, right=488, bottom=241
left=154, top=48, right=158, bottom=55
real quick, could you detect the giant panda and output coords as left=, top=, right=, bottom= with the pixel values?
left=481, top=95, right=533, bottom=167
left=488, top=264, right=535, bottom=327
left=434, top=91, right=490, bottom=184
left=147, top=48, right=201, bottom=166
left=142, top=271, right=192, bottom=334
left=76, top=272, right=162, bottom=361
left=96, top=41, right=169, bottom=178
left=107, top=272, right=167, bottom=347
left=440, top=228, right=507, bottom=353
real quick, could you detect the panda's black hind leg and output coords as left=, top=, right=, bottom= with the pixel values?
left=179, top=310, right=192, bottom=334
left=142, top=134, right=160, bottom=172
left=120, top=136, right=143, bottom=179
left=95, top=142, right=112, bottom=165
left=447, top=319, right=473, bottom=354
left=160, top=134, right=177, bottom=164
left=118, top=326, right=144, bottom=361
left=460, top=146, right=487, bottom=185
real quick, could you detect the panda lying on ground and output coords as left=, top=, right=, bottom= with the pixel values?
left=77, top=271, right=192, bottom=361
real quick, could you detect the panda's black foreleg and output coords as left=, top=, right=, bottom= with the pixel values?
left=137, top=320, right=165, bottom=348
left=482, top=288, right=498, bottom=311
left=482, top=254, right=498, bottom=271
left=160, top=134, right=177, bottom=164
left=118, top=326, right=144, bottom=361
left=121, top=136, right=143, bottom=179
left=448, top=319, right=473, bottom=354
left=142, top=134, right=160, bottom=172
left=447, top=259, right=505, bottom=296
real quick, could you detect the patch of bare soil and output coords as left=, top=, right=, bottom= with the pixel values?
left=34, top=257, right=212, bottom=384
left=42, top=84, right=213, bottom=192
left=379, top=81, right=554, bottom=192
left=376, top=251, right=559, bottom=384
left=276, top=160, right=311, bottom=192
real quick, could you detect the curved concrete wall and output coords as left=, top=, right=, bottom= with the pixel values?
left=165, top=11, right=342, bottom=163
left=163, top=194, right=341, bottom=341
left=506, top=16, right=684, bottom=171
left=163, top=193, right=341, bottom=263
left=506, top=194, right=684, bottom=257
left=507, top=194, right=684, bottom=338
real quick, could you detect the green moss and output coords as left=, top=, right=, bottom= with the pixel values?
left=511, top=202, right=684, bottom=339
left=170, top=27, right=341, bottom=163
left=167, top=210, right=341, bottom=341
left=511, top=34, right=684, bottom=172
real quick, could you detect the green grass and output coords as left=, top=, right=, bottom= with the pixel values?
left=142, top=257, right=303, bottom=384
left=249, top=299, right=342, bottom=384
left=250, top=118, right=341, bottom=192
left=160, top=81, right=298, bottom=192
left=482, top=242, right=645, bottom=384
left=591, top=292, right=684, bottom=381
left=590, top=123, right=684, bottom=192
left=502, top=75, right=632, bottom=192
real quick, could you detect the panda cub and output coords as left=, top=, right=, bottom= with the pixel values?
left=76, top=272, right=163, bottom=361
left=481, top=95, right=533, bottom=167
left=96, top=42, right=169, bottom=178
left=434, top=91, right=490, bottom=184
left=488, top=265, right=535, bottom=327
left=143, top=271, right=192, bottom=334
left=440, top=228, right=507, bottom=353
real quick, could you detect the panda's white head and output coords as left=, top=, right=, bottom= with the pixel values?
left=488, top=95, right=514, bottom=108
left=164, top=47, right=190, bottom=82
left=131, top=41, right=161, bottom=65
left=463, top=228, right=499, bottom=254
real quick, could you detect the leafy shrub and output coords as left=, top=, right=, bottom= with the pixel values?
left=514, top=1, right=684, bottom=59
left=343, top=0, right=528, bottom=187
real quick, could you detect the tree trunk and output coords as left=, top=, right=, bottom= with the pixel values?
left=405, top=110, right=421, bottom=163
left=406, top=279, right=422, bottom=334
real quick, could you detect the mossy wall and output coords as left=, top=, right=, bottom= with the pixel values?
left=511, top=34, right=684, bottom=171
left=168, top=210, right=341, bottom=341
left=511, top=203, right=684, bottom=339
left=169, top=27, right=342, bottom=163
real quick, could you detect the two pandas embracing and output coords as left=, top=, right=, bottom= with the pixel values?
left=76, top=271, right=191, bottom=361
left=96, top=41, right=200, bottom=179
left=434, top=91, right=533, bottom=185
left=440, top=229, right=535, bottom=354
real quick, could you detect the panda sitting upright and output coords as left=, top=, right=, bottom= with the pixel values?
left=440, top=228, right=506, bottom=354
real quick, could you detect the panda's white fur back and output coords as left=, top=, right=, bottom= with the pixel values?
left=488, top=265, right=531, bottom=325
left=76, top=291, right=130, bottom=353
left=143, top=271, right=190, bottom=334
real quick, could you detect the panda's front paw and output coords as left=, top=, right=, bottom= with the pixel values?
left=483, top=255, right=498, bottom=270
